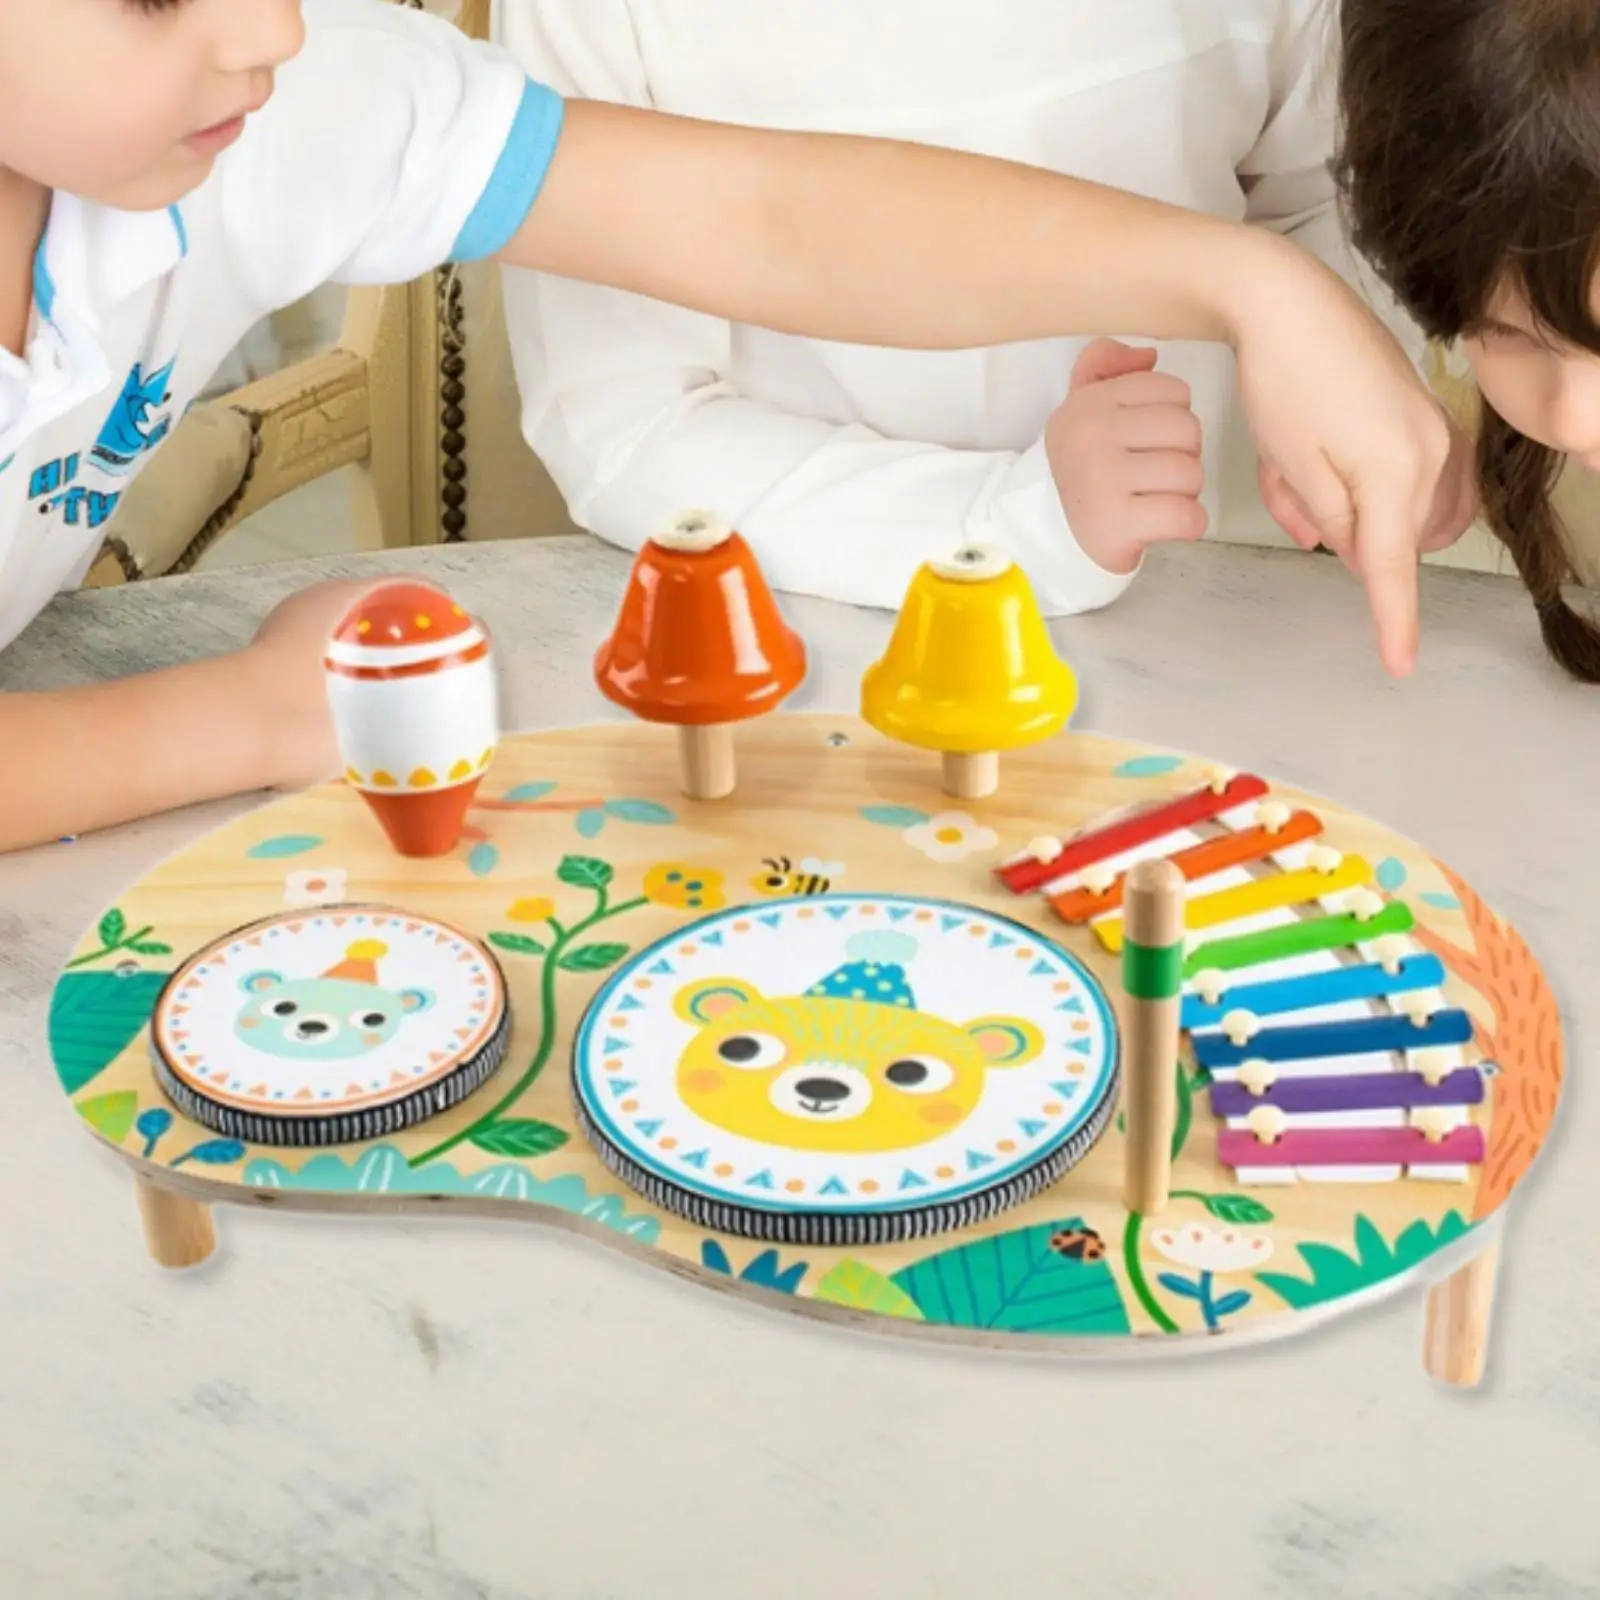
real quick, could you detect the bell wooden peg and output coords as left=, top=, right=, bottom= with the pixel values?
left=594, top=511, right=807, bottom=800
left=860, top=544, right=1077, bottom=799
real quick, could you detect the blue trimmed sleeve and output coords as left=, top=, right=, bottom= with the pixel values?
left=451, top=80, right=566, bottom=263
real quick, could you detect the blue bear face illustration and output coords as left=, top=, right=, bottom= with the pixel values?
left=234, top=970, right=433, bottom=1063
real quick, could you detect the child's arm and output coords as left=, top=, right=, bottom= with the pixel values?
left=0, top=583, right=362, bottom=855
left=499, top=101, right=1449, bottom=675
left=507, top=271, right=1139, bottom=616
left=1240, top=0, right=1432, bottom=367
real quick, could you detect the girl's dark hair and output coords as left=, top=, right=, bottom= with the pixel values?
left=1334, top=0, right=1600, bottom=679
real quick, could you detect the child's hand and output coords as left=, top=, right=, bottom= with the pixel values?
left=1228, top=241, right=1457, bottom=675
left=1045, top=338, right=1208, bottom=576
left=1258, top=410, right=1480, bottom=563
left=244, top=578, right=379, bottom=791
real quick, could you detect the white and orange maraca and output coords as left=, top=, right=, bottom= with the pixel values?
left=322, top=580, right=498, bottom=857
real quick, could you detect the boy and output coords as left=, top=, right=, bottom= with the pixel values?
left=0, top=0, right=1452, bottom=852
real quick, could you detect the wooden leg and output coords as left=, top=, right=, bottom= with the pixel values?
left=679, top=724, right=736, bottom=801
left=135, top=1174, right=217, bottom=1270
left=1423, top=1241, right=1499, bottom=1387
left=942, top=751, right=998, bottom=799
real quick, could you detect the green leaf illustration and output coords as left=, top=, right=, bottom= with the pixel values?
left=604, top=799, right=676, bottom=826
left=469, top=1120, right=570, bottom=1159
left=558, top=943, right=629, bottom=973
left=128, top=941, right=172, bottom=956
left=505, top=782, right=557, bottom=803
left=558, top=855, right=614, bottom=890
left=49, top=969, right=170, bottom=1095
left=813, top=1260, right=924, bottom=1321
left=859, top=806, right=930, bottom=829
left=1113, top=754, right=1186, bottom=778
left=488, top=932, right=547, bottom=956
left=244, top=835, right=324, bottom=860
left=76, top=1090, right=139, bottom=1144
left=891, top=1218, right=1131, bottom=1335
left=97, top=908, right=126, bottom=947
left=170, top=1139, right=246, bottom=1168
left=1256, top=1212, right=1471, bottom=1311
left=1199, top=1193, right=1276, bottom=1225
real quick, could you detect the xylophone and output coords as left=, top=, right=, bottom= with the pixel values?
left=996, top=771, right=1490, bottom=1187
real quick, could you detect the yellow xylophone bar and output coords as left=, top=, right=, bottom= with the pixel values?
left=1093, top=857, right=1374, bottom=953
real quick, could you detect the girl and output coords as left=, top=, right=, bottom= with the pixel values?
left=1335, top=0, right=1600, bottom=680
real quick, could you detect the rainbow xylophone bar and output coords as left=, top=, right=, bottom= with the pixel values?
left=1180, top=954, right=1447, bottom=1030
left=1094, top=857, right=1374, bottom=953
left=996, top=773, right=1269, bottom=895
left=1193, top=1008, right=1475, bottom=1071
left=1183, top=901, right=1414, bottom=976
left=1049, top=809, right=1323, bottom=921
left=1218, top=1124, right=1486, bottom=1170
left=1210, top=1067, right=1487, bottom=1118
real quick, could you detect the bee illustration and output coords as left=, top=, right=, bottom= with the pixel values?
left=1049, top=1226, right=1107, bottom=1262
left=750, top=855, right=844, bottom=898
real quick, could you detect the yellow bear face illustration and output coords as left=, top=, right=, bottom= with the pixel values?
left=671, top=929, right=1043, bottom=1153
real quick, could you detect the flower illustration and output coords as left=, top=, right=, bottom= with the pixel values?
left=903, top=812, right=998, bottom=863
left=507, top=897, right=556, bottom=924
left=284, top=867, right=348, bottom=907
left=642, top=863, right=725, bottom=911
left=1150, top=1224, right=1274, bottom=1273
left=1149, top=1223, right=1273, bottom=1333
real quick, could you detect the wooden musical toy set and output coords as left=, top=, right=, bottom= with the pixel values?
left=49, top=513, right=1562, bottom=1385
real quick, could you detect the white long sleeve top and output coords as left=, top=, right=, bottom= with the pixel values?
left=494, top=0, right=1424, bottom=613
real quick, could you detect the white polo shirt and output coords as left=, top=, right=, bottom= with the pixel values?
left=496, top=0, right=1425, bottom=615
left=0, top=0, right=564, bottom=655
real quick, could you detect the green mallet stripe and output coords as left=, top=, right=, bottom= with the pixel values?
left=1123, top=940, right=1184, bottom=1000
left=1183, top=902, right=1414, bottom=977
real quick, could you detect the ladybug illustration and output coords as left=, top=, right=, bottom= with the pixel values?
left=1050, top=1226, right=1107, bottom=1262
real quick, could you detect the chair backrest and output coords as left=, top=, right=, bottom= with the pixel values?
left=452, top=257, right=581, bottom=545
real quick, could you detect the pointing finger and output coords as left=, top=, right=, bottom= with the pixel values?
left=1354, top=492, right=1421, bottom=676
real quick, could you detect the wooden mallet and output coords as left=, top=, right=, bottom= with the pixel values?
left=1121, top=856, right=1186, bottom=1215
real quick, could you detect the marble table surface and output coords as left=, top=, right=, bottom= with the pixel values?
left=1, top=535, right=1595, bottom=1599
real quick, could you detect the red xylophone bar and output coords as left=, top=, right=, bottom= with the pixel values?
left=997, top=773, right=1270, bottom=895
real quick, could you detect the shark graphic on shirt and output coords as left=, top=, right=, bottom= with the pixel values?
left=89, top=358, right=176, bottom=475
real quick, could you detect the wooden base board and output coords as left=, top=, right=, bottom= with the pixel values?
left=50, top=716, right=1560, bottom=1365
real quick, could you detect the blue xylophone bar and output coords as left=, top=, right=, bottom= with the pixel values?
left=1194, top=1007, right=1475, bottom=1071
left=1181, top=954, right=1447, bottom=1031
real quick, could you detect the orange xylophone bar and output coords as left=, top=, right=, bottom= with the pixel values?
left=1048, top=809, right=1323, bottom=922
left=997, top=773, right=1270, bottom=895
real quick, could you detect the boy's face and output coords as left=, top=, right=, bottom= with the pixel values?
left=0, top=0, right=304, bottom=211
left=1463, top=276, right=1600, bottom=473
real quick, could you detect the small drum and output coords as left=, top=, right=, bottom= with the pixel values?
left=148, top=906, right=510, bottom=1147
